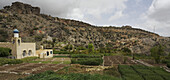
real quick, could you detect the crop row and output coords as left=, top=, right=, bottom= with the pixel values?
left=118, top=65, right=170, bottom=80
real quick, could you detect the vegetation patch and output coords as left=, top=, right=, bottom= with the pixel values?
left=18, top=71, right=120, bottom=80
left=119, top=65, right=170, bottom=80
left=0, top=58, right=23, bottom=65
left=71, top=54, right=102, bottom=58
left=0, top=47, right=11, bottom=57
left=21, top=57, right=38, bottom=63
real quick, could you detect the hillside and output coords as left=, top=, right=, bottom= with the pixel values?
left=0, top=2, right=170, bottom=54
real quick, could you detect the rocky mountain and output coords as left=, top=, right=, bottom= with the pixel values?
left=0, top=2, right=170, bottom=54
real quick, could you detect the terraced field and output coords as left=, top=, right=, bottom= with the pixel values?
left=119, top=65, right=170, bottom=80
left=0, top=57, right=71, bottom=80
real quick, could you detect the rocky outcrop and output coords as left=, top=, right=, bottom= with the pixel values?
left=4, top=2, right=40, bottom=14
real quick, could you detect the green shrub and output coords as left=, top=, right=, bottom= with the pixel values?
left=76, top=46, right=86, bottom=50
left=0, top=47, right=11, bottom=57
left=34, top=35, right=43, bottom=41
left=0, top=58, right=23, bottom=65
left=21, top=57, right=38, bottom=63
left=71, top=54, right=102, bottom=58
left=0, top=29, right=9, bottom=42
left=53, top=50, right=71, bottom=54
left=71, top=58, right=103, bottom=66
left=162, top=59, right=170, bottom=64
left=121, top=48, right=131, bottom=53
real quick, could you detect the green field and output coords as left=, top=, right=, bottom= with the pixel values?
left=18, top=71, right=120, bottom=80
left=118, top=65, right=170, bottom=80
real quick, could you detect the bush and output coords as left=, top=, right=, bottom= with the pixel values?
left=0, top=58, right=23, bottom=65
left=34, top=35, right=43, bottom=41
left=150, top=45, right=164, bottom=63
left=121, top=48, right=131, bottom=53
left=0, top=29, right=9, bottom=42
left=71, top=58, right=103, bottom=66
left=0, top=47, right=11, bottom=57
left=53, top=50, right=71, bottom=54
left=21, top=57, right=38, bottom=63
left=71, top=54, right=102, bottom=58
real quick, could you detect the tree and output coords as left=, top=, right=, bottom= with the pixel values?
left=0, top=47, right=11, bottom=57
left=121, top=48, right=131, bottom=53
left=150, top=45, right=164, bottom=63
left=64, top=44, right=73, bottom=52
left=88, top=43, right=94, bottom=54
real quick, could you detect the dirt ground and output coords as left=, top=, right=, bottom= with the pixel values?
left=0, top=58, right=70, bottom=80
left=104, top=56, right=136, bottom=66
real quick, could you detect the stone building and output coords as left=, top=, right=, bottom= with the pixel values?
left=36, top=46, right=53, bottom=58
left=0, top=29, right=37, bottom=59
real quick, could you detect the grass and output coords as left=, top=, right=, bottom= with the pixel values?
left=63, top=61, right=71, bottom=64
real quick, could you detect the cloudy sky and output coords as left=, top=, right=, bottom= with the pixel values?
left=0, top=0, right=170, bottom=37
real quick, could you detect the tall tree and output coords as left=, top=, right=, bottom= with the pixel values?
left=88, top=43, right=94, bottom=54
left=150, top=45, right=164, bottom=63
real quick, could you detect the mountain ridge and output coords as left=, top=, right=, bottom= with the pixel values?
left=0, top=2, right=169, bottom=54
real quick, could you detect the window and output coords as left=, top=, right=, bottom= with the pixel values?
left=18, top=40, right=20, bottom=45
left=47, top=51, right=49, bottom=56
left=50, top=51, right=53, bottom=54
left=28, top=50, right=32, bottom=56
left=23, top=50, right=26, bottom=57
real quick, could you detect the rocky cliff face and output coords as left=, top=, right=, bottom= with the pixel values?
left=3, top=2, right=40, bottom=15
left=0, top=2, right=170, bottom=54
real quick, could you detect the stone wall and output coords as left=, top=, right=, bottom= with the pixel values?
left=17, top=43, right=36, bottom=59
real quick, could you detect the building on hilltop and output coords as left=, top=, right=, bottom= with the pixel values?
left=0, top=29, right=53, bottom=59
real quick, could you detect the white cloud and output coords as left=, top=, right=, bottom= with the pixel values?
left=0, top=0, right=127, bottom=24
left=140, top=0, right=170, bottom=37
left=109, top=11, right=124, bottom=21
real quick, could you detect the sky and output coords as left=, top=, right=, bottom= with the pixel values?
left=0, top=0, right=170, bottom=37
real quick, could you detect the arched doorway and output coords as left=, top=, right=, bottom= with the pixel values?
left=28, top=50, right=32, bottom=56
left=23, top=50, right=26, bottom=57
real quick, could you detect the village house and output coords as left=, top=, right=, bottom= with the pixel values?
left=0, top=29, right=53, bottom=59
